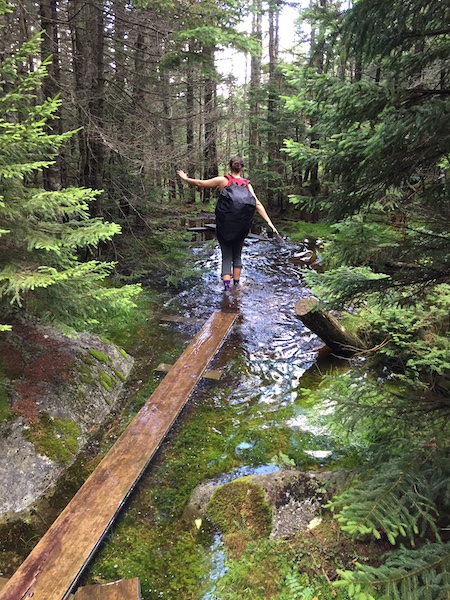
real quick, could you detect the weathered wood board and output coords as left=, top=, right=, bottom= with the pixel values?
left=0, top=311, right=238, bottom=600
left=71, top=577, right=141, bottom=600
left=155, top=362, right=222, bottom=380
left=202, top=223, right=266, bottom=241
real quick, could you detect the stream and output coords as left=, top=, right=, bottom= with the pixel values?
left=80, top=234, right=349, bottom=599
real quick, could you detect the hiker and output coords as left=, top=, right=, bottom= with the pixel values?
left=177, top=157, right=278, bottom=291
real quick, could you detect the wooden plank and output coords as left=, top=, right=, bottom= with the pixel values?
left=0, top=310, right=237, bottom=600
left=155, top=362, right=222, bottom=380
left=73, top=578, right=141, bottom=600
left=203, top=223, right=265, bottom=241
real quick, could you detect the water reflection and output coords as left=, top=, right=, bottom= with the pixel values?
left=165, top=237, right=324, bottom=415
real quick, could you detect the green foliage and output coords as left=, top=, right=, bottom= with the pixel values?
left=355, top=285, right=450, bottom=387
left=0, top=31, right=140, bottom=330
left=209, top=537, right=350, bottom=600
left=302, top=266, right=389, bottom=307
left=327, top=456, right=440, bottom=546
left=335, top=542, right=450, bottom=600
left=324, top=217, right=401, bottom=269
left=283, top=0, right=450, bottom=296
left=281, top=3, right=450, bottom=596
left=281, top=219, right=333, bottom=244
left=280, top=570, right=316, bottom=600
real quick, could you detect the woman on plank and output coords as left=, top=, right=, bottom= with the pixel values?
left=177, top=156, right=279, bottom=292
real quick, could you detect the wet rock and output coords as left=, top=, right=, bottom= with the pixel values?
left=0, top=319, right=134, bottom=520
left=184, top=468, right=331, bottom=540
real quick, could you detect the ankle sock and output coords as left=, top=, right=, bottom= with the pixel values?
left=233, top=279, right=240, bottom=285
left=223, top=280, right=231, bottom=291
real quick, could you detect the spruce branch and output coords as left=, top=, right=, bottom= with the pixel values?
left=334, top=542, right=450, bottom=600
left=327, top=457, right=440, bottom=546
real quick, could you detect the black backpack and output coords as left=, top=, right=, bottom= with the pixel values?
left=215, top=174, right=256, bottom=242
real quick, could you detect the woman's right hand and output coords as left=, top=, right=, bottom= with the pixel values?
left=177, top=169, right=188, bottom=181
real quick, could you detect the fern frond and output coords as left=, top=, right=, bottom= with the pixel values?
left=327, top=457, right=439, bottom=545
left=334, top=541, right=450, bottom=600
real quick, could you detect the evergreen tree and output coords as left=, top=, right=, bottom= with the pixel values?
left=0, top=29, right=139, bottom=331
left=283, top=1, right=450, bottom=597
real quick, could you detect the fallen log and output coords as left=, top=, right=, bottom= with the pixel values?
left=295, top=297, right=364, bottom=357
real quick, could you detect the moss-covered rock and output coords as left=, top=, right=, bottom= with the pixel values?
left=0, top=319, right=134, bottom=520
left=205, top=479, right=272, bottom=540
left=23, top=413, right=80, bottom=465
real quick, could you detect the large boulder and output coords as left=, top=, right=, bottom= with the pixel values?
left=0, top=319, right=134, bottom=520
left=185, top=468, right=330, bottom=540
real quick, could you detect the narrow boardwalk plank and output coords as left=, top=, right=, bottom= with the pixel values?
left=0, top=311, right=237, bottom=600
left=202, top=223, right=266, bottom=241
left=72, top=577, right=141, bottom=600
left=155, top=362, right=222, bottom=380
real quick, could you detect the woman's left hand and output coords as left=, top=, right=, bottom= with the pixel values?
left=268, top=223, right=279, bottom=236
left=177, top=169, right=188, bottom=181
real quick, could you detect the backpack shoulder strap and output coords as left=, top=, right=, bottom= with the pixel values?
left=224, top=174, right=250, bottom=186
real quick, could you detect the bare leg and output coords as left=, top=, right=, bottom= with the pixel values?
left=233, top=267, right=241, bottom=282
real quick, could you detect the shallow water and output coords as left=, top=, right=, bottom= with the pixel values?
left=82, top=235, right=345, bottom=599
left=167, top=237, right=323, bottom=402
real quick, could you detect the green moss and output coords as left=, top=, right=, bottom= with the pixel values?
left=99, top=370, right=115, bottom=393
left=208, top=536, right=354, bottom=600
left=23, top=413, right=80, bottom=465
left=88, top=349, right=111, bottom=364
left=86, top=519, right=205, bottom=599
left=206, top=479, right=272, bottom=539
left=78, top=364, right=95, bottom=385
left=282, top=220, right=333, bottom=244
left=0, top=373, right=11, bottom=421
left=118, top=347, right=129, bottom=359
left=113, top=368, right=126, bottom=382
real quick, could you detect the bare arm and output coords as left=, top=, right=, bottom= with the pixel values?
left=248, top=184, right=279, bottom=235
left=177, top=169, right=227, bottom=190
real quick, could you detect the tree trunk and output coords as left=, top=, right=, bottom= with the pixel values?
left=267, top=0, right=282, bottom=209
left=70, top=0, right=105, bottom=215
left=202, top=49, right=218, bottom=203
left=248, top=0, right=262, bottom=175
left=308, top=0, right=328, bottom=197
left=39, top=0, right=63, bottom=190
left=185, top=41, right=196, bottom=203
left=161, top=68, right=176, bottom=201
left=295, top=297, right=365, bottom=357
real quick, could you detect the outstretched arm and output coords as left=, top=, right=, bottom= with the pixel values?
left=248, top=184, right=279, bottom=235
left=177, top=169, right=227, bottom=189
